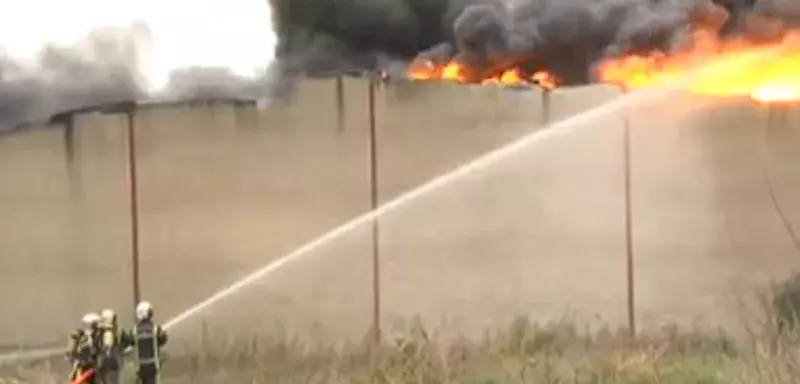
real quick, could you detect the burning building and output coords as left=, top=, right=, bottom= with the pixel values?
left=268, top=0, right=799, bottom=99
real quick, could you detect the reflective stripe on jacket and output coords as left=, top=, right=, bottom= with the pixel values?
left=133, top=320, right=166, bottom=369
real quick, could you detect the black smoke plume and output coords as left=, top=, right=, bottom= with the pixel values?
left=267, top=0, right=795, bottom=88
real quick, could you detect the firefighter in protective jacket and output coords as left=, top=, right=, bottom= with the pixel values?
left=132, top=301, right=168, bottom=384
left=98, top=308, right=132, bottom=384
left=66, top=313, right=101, bottom=383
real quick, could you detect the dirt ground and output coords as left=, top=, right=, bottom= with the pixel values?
left=0, top=79, right=798, bottom=351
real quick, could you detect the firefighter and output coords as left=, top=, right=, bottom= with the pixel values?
left=66, top=313, right=100, bottom=383
left=90, top=313, right=104, bottom=356
left=98, top=308, right=132, bottom=384
left=132, top=301, right=168, bottom=384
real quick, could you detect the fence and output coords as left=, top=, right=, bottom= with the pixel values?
left=0, top=78, right=799, bottom=352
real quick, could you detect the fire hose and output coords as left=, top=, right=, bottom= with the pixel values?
left=70, top=368, right=95, bottom=384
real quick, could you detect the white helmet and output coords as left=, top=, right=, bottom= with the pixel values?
left=82, top=312, right=100, bottom=327
left=135, top=301, right=153, bottom=321
left=100, top=309, right=116, bottom=326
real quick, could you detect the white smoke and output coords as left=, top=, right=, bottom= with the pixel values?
left=0, top=0, right=278, bottom=127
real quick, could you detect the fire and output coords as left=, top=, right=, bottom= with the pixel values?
left=441, top=62, right=463, bottom=81
left=408, top=59, right=559, bottom=89
left=405, top=17, right=798, bottom=104
left=752, top=83, right=800, bottom=103
left=597, top=29, right=800, bottom=104
left=531, top=71, right=558, bottom=90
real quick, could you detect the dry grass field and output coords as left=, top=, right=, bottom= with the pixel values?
left=6, top=309, right=800, bottom=383
left=0, top=78, right=799, bottom=369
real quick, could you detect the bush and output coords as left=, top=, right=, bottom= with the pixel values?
left=773, top=271, right=800, bottom=333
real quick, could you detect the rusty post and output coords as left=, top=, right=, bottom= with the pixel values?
left=125, top=107, right=142, bottom=308
left=622, top=87, right=635, bottom=338
left=336, top=76, right=346, bottom=131
left=542, top=89, right=551, bottom=125
left=368, top=77, right=381, bottom=344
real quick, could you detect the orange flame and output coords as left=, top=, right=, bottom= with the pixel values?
left=597, top=29, right=800, bottom=104
left=406, top=18, right=798, bottom=104
left=442, top=62, right=464, bottom=81
left=408, top=59, right=559, bottom=89
left=532, top=71, right=558, bottom=90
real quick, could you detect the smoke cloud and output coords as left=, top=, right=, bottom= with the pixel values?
left=267, top=0, right=794, bottom=86
left=0, top=23, right=268, bottom=130
left=3, top=0, right=794, bottom=129
left=0, top=25, right=146, bottom=129
left=162, top=66, right=269, bottom=100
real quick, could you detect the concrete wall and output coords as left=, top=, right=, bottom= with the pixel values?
left=0, top=114, right=133, bottom=350
left=0, top=78, right=798, bottom=350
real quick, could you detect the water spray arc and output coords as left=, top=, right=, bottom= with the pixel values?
left=159, top=86, right=667, bottom=333
left=1, top=29, right=792, bottom=364
left=0, top=84, right=671, bottom=365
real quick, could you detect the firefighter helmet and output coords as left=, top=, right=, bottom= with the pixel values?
left=82, top=312, right=100, bottom=328
left=135, top=301, right=154, bottom=321
left=100, top=308, right=117, bottom=327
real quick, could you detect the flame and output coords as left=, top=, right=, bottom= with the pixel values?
left=532, top=71, right=558, bottom=90
left=408, top=59, right=559, bottom=89
left=441, top=62, right=464, bottom=81
left=597, top=29, right=800, bottom=104
left=406, top=18, right=798, bottom=104
left=752, top=83, right=800, bottom=103
left=407, top=59, right=439, bottom=81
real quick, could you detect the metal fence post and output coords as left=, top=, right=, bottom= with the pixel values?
left=336, top=76, right=345, bottom=131
left=368, top=77, right=381, bottom=344
left=542, top=89, right=551, bottom=125
left=125, top=107, right=142, bottom=309
left=622, top=87, right=635, bottom=338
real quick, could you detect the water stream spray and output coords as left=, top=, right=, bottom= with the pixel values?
left=135, top=46, right=784, bottom=330
left=160, top=86, right=671, bottom=331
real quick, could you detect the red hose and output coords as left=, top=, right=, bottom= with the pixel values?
left=70, top=369, right=95, bottom=384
